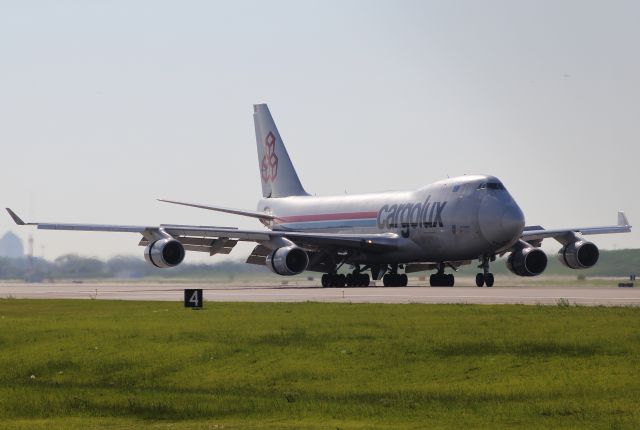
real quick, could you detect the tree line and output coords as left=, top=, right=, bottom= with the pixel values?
left=0, top=254, right=269, bottom=280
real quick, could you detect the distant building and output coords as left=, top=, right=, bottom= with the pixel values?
left=0, top=231, right=24, bottom=258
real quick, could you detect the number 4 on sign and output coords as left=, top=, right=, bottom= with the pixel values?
left=189, top=290, right=199, bottom=307
left=184, top=289, right=203, bottom=309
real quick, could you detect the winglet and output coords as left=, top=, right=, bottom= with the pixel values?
left=618, top=211, right=630, bottom=227
left=6, top=208, right=26, bottom=225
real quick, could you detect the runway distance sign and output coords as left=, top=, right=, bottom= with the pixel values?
left=184, top=289, right=203, bottom=309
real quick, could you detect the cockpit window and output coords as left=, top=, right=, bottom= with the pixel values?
left=477, top=182, right=505, bottom=190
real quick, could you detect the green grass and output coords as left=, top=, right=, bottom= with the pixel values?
left=0, top=300, right=638, bottom=429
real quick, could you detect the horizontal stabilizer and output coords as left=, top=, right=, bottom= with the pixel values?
left=158, top=199, right=276, bottom=220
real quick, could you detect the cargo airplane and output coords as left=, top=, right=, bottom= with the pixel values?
left=6, top=104, right=632, bottom=287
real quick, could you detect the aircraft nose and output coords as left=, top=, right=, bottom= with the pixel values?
left=479, top=197, right=525, bottom=247
left=501, top=204, right=525, bottom=240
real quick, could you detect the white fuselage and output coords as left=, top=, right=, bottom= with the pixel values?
left=257, top=175, right=526, bottom=264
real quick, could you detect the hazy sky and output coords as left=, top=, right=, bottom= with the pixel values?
left=1, top=0, right=639, bottom=262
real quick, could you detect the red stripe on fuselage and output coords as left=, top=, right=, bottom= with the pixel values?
left=276, top=211, right=378, bottom=223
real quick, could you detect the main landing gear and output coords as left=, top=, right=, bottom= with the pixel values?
left=383, top=273, right=408, bottom=287
left=430, top=263, right=454, bottom=286
left=381, top=264, right=407, bottom=287
left=322, top=273, right=344, bottom=287
left=347, top=272, right=370, bottom=287
left=476, top=255, right=495, bottom=287
left=321, top=272, right=370, bottom=287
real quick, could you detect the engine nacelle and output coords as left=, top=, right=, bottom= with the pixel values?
left=557, top=240, right=599, bottom=269
left=506, top=247, right=548, bottom=277
left=144, top=238, right=185, bottom=268
left=265, top=246, right=309, bottom=276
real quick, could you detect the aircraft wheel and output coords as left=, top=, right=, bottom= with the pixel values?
left=475, top=273, right=484, bottom=287
left=361, top=274, right=370, bottom=287
left=321, top=274, right=330, bottom=288
left=337, top=274, right=346, bottom=287
left=400, top=274, right=408, bottom=287
left=383, top=274, right=391, bottom=287
left=383, top=274, right=401, bottom=287
left=430, top=274, right=451, bottom=287
left=346, top=273, right=354, bottom=287
left=485, top=273, right=494, bottom=287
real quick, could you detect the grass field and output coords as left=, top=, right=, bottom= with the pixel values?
left=0, top=300, right=638, bottom=429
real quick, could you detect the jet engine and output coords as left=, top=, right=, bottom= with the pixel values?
left=557, top=240, right=599, bottom=269
left=265, top=246, right=309, bottom=276
left=144, top=238, right=185, bottom=268
left=506, top=247, right=548, bottom=277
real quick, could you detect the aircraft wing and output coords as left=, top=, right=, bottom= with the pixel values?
left=6, top=208, right=399, bottom=256
left=521, top=211, right=631, bottom=245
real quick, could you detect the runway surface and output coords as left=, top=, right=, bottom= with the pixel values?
left=0, top=281, right=638, bottom=306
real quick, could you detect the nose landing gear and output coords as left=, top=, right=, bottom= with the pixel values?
left=476, top=255, right=495, bottom=287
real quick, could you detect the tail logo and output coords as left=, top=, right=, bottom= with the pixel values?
left=261, top=132, right=279, bottom=183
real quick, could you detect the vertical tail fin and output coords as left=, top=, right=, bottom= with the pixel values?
left=253, top=104, right=308, bottom=198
